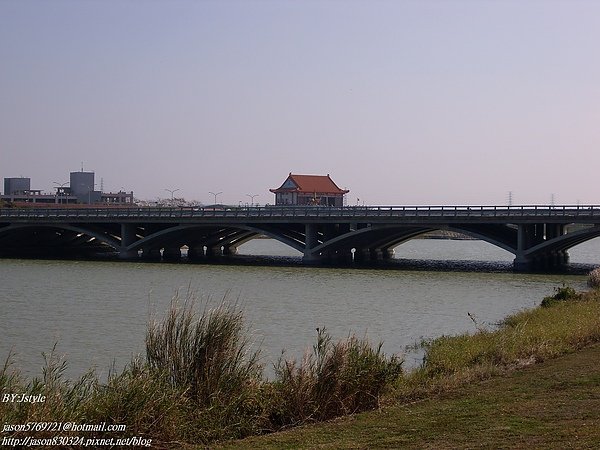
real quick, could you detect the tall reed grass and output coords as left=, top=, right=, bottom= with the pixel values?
left=146, top=296, right=262, bottom=400
left=1, top=290, right=402, bottom=445
left=145, top=294, right=267, bottom=441
left=270, top=328, right=403, bottom=426
left=588, top=267, right=600, bottom=289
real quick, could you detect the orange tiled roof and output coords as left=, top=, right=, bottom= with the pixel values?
left=270, top=174, right=349, bottom=194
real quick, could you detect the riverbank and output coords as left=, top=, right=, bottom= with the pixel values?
left=1, top=284, right=599, bottom=447
left=221, top=285, right=600, bottom=448
left=221, top=342, right=600, bottom=449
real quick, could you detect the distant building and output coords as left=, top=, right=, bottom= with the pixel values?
left=100, top=190, right=134, bottom=205
left=0, top=185, right=77, bottom=205
left=4, top=177, right=31, bottom=195
left=270, top=173, right=349, bottom=206
left=1, top=171, right=134, bottom=206
left=70, top=171, right=101, bottom=204
left=2, top=176, right=75, bottom=204
left=69, top=171, right=134, bottom=204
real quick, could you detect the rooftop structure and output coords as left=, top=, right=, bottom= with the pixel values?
left=270, top=173, right=349, bottom=206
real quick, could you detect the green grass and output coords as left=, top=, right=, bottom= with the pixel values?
left=221, top=287, right=600, bottom=448
left=220, top=343, right=600, bottom=449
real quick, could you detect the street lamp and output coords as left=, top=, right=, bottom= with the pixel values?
left=246, top=194, right=258, bottom=206
left=209, top=191, right=223, bottom=205
left=165, top=188, right=180, bottom=205
left=53, top=181, right=69, bottom=205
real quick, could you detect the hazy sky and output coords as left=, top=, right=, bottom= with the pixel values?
left=1, top=0, right=599, bottom=205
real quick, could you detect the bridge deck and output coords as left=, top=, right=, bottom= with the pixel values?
left=1, top=205, right=599, bottom=271
left=1, top=205, right=599, bottom=223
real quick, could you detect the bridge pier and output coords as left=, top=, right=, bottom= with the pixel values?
left=303, top=223, right=323, bottom=264
left=513, top=255, right=533, bottom=272
left=223, top=245, right=238, bottom=256
left=206, top=246, right=223, bottom=259
left=353, top=248, right=371, bottom=263
left=514, top=223, right=571, bottom=271
left=119, top=224, right=138, bottom=259
left=370, top=248, right=394, bottom=261
left=514, top=249, right=570, bottom=272
left=162, top=246, right=182, bottom=261
left=325, top=249, right=353, bottom=265
left=187, top=245, right=206, bottom=261
left=142, top=247, right=161, bottom=260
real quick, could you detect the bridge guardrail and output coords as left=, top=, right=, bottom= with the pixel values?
left=0, top=205, right=598, bottom=220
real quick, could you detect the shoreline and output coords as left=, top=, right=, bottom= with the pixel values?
left=2, top=283, right=599, bottom=447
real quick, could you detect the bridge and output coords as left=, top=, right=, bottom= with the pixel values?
left=1, top=205, right=599, bottom=271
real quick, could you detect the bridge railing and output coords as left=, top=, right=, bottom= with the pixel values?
left=0, top=204, right=599, bottom=220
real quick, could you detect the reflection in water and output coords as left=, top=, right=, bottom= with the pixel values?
left=0, top=238, right=598, bottom=380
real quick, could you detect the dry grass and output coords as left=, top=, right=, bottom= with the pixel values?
left=588, top=267, right=600, bottom=288
left=270, top=328, right=403, bottom=427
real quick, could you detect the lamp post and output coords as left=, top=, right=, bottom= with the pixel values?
left=209, top=191, right=222, bottom=205
left=53, top=181, right=69, bottom=205
left=246, top=194, right=258, bottom=206
left=165, top=188, right=180, bottom=206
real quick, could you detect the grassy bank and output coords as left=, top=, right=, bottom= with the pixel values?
left=1, top=284, right=600, bottom=448
left=226, top=285, right=600, bottom=448
left=222, top=343, right=600, bottom=449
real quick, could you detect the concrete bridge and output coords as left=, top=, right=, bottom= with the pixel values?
left=1, top=205, right=599, bottom=271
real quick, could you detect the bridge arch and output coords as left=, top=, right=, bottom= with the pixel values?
left=0, top=223, right=121, bottom=252
left=123, top=223, right=306, bottom=256
left=308, top=224, right=519, bottom=261
left=524, top=225, right=600, bottom=257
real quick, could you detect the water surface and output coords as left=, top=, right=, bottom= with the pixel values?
left=1, top=238, right=598, bottom=379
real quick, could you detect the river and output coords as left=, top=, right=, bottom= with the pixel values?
left=1, top=238, right=598, bottom=380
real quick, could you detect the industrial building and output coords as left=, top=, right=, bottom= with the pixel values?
left=1, top=171, right=134, bottom=206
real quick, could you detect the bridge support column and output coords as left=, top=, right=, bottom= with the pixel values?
left=187, top=245, right=206, bottom=261
left=162, top=246, right=182, bottom=261
left=353, top=248, right=371, bottom=263
left=542, top=250, right=569, bottom=270
left=206, top=246, right=223, bottom=259
left=328, top=249, right=353, bottom=265
left=370, top=248, right=394, bottom=261
left=546, top=224, right=563, bottom=240
left=223, top=245, right=238, bottom=256
left=119, top=224, right=138, bottom=259
left=559, top=250, right=570, bottom=265
left=303, top=223, right=322, bottom=264
left=513, top=255, right=533, bottom=272
left=514, top=250, right=570, bottom=272
left=514, top=224, right=533, bottom=271
left=371, top=249, right=384, bottom=260
left=142, top=247, right=161, bottom=260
